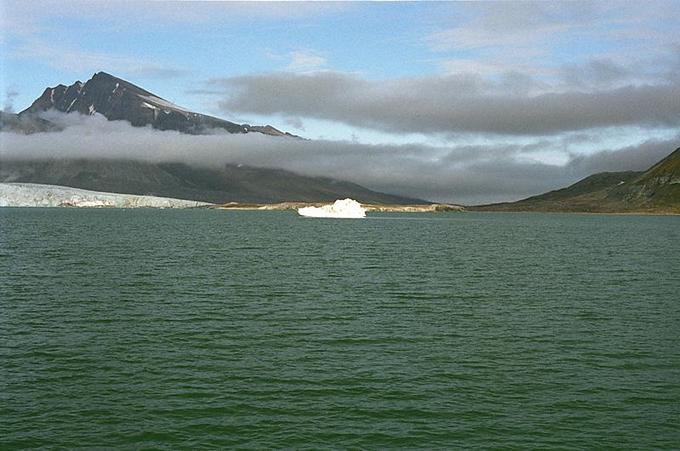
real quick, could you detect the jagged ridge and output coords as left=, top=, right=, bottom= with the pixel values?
left=18, top=71, right=290, bottom=136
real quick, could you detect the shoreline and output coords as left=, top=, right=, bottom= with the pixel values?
left=211, top=202, right=679, bottom=215
left=468, top=207, right=680, bottom=216
left=1, top=204, right=676, bottom=215
left=211, top=202, right=465, bottom=213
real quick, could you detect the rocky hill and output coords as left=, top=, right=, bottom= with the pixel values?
left=473, top=147, right=680, bottom=213
left=624, top=147, right=680, bottom=210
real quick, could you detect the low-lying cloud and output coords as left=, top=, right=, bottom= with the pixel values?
left=1, top=112, right=677, bottom=204
left=3, top=90, right=19, bottom=113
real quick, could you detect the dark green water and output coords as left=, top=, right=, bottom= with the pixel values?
left=1, top=209, right=679, bottom=449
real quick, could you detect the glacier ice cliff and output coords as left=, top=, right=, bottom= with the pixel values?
left=0, top=183, right=211, bottom=208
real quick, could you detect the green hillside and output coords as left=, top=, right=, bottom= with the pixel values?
left=473, top=147, right=680, bottom=213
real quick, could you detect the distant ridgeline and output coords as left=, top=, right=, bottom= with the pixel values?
left=473, top=147, right=680, bottom=213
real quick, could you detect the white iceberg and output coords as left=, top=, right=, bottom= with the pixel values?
left=297, top=198, right=366, bottom=218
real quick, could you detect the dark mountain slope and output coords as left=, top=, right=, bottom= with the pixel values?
left=0, top=159, right=422, bottom=204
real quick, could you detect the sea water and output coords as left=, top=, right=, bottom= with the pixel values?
left=1, top=208, right=679, bottom=448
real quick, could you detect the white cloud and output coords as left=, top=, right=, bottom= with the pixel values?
left=1, top=0, right=350, bottom=30
left=286, top=50, right=327, bottom=72
left=426, top=1, right=680, bottom=89
left=427, top=2, right=578, bottom=52
left=11, top=39, right=186, bottom=80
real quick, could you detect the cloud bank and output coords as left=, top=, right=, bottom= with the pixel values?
left=211, top=72, right=680, bottom=137
left=1, top=112, right=676, bottom=205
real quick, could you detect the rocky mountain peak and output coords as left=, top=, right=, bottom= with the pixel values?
left=18, top=72, right=292, bottom=137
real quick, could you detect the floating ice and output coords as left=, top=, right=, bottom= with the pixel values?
left=297, top=198, right=366, bottom=218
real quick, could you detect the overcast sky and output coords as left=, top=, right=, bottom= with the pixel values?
left=1, top=0, right=679, bottom=203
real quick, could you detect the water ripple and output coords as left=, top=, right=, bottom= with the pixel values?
left=1, top=209, right=679, bottom=448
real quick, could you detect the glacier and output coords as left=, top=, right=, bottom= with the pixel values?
left=297, top=198, right=366, bottom=218
left=0, top=183, right=211, bottom=208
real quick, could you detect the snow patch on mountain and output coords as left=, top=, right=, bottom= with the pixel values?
left=139, top=94, right=189, bottom=113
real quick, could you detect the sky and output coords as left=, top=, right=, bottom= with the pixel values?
left=1, top=0, right=680, bottom=204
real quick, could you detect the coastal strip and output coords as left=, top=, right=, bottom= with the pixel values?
left=212, top=202, right=464, bottom=213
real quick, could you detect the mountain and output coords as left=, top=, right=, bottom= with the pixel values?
left=0, top=159, right=421, bottom=204
left=18, top=71, right=292, bottom=136
left=473, top=147, right=680, bottom=213
left=625, top=147, right=680, bottom=209
left=2, top=72, right=424, bottom=204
